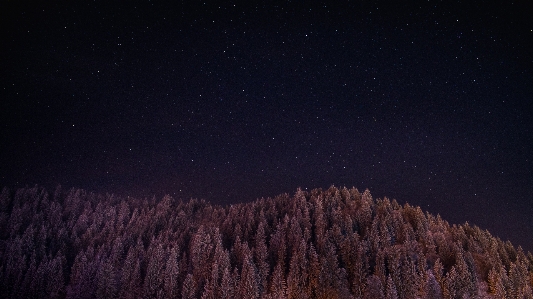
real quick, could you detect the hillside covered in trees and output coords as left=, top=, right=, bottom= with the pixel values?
left=0, top=185, right=532, bottom=298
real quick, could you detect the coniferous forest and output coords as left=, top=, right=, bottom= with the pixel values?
left=0, top=185, right=532, bottom=299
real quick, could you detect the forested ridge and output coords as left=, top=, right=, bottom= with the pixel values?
left=0, top=185, right=532, bottom=298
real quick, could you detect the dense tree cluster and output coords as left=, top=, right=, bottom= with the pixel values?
left=0, top=185, right=532, bottom=298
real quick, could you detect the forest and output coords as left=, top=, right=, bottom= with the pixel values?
left=0, top=185, right=532, bottom=298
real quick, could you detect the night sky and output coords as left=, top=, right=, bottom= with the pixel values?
left=1, top=1, right=532, bottom=250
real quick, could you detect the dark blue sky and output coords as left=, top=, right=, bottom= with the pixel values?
left=1, top=1, right=532, bottom=250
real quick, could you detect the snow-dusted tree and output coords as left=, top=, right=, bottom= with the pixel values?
left=254, top=221, right=270, bottom=296
left=191, top=225, right=214, bottom=291
left=143, top=242, right=165, bottom=298
left=270, top=261, right=287, bottom=298
left=219, top=266, right=234, bottom=299
left=287, top=238, right=308, bottom=299
left=163, top=246, right=180, bottom=299
left=308, top=243, right=320, bottom=297
left=443, top=266, right=458, bottom=299
left=96, top=259, right=118, bottom=299
left=365, top=274, right=385, bottom=299
left=201, top=278, right=215, bottom=299
left=238, top=253, right=259, bottom=299
left=182, top=273, right=197, bottom=299
left=66, top=248, right=96, bottom=299
left=488, top=267, right=506, bottom=299
left=385, top=275, right=399, bottom=299
left=426, top=271, right=444, bottom=299
left=118, top=244, right=142, bottom=299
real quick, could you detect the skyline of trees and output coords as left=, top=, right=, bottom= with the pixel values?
left=0, top=185, right=532, bottom=298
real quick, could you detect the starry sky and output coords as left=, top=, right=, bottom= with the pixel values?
left=1, top=1, right=532, bottom=250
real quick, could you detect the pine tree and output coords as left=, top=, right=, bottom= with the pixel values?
left=488, top=267, right=506, bottom=299
left=308, top=243, right=320, bottom=297
left=443, top=266, right=458, bottom=299
left=365, top=274, right=385, bottom=299
left=433, top=258, right=444, bottom=293
left=399, top=253, right=418, bottom=299
left=118, top=245, right=142, bottom=299
left=201, top=278, right=216, bottom=299
left=182, top=273, right=197, bottom=299
left=191, top=225, right=214, bottom=284
left=143, top=243, right=165, bottom=298
left=96, top=259, right=117, bottom=299
left=220, top=266, right=234, bottom=299
left=287, top=238, right=308, bottom=299
left=385, top=275, right=399, bottom=299
left=413, top=252, right=429, bottom=298
left=427, top=271, right=444, bottom=299
left=312, top=196, right=327, bottom=254
left=66, top=248, right=96, bottom=299
left=351, top=239, right=369, bottom=298
left=254, top=221, right=270, bottom=296
left=318, top=240, right=342, bottom=298
left=452, top=243, right=477, bottom=297
left=47, top=254, right=66, bottom=299
left=19, top=252, right=38, bottom=298
left=238, top=254, right=259, bottom=299
left=270, top=261, right=287, bottom=298
left=163, top=246, right=180, bottom=299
